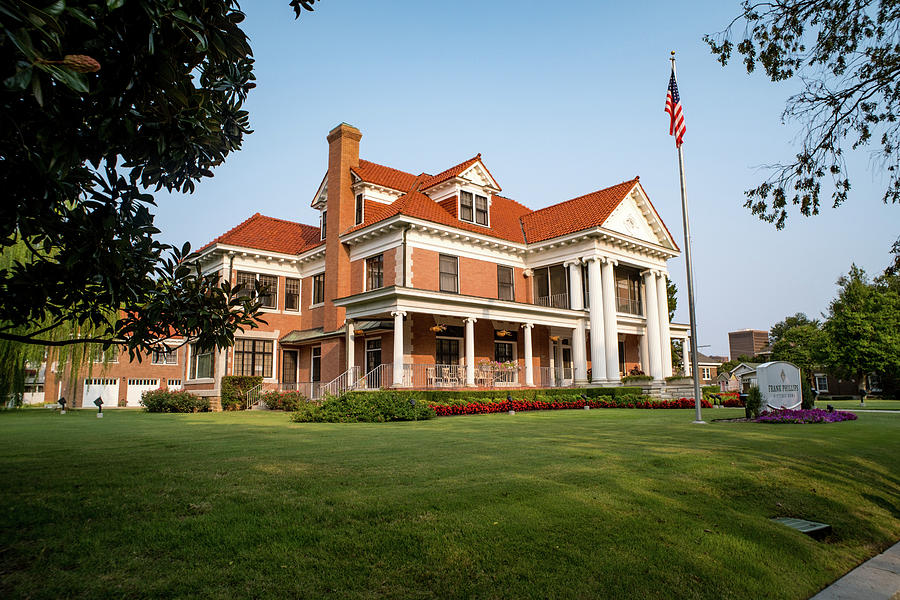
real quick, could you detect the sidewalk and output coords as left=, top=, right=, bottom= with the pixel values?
left=810, top=541, right=900, bottom=599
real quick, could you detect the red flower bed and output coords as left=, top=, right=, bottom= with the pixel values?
left=431, top=397, right=712, bottom=417
left=719, top=392, right=743, bottom=407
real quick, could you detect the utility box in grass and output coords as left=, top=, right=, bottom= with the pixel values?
left=756, top=362, right=802, bottom=410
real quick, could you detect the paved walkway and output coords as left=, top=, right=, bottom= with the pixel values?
left=810, top=541, right=900, bottom=599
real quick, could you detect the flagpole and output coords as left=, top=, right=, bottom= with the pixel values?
left=670, top=51, right=705, bottom=424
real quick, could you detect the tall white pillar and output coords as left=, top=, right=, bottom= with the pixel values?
left=601, top=259, right=620, bottom=383
left=465, top=317, right=476, bottom=387
left=572, top=320, right=588, bottom=385
left=643, top=271, right=663, bottom=380
left=391, top=311, right=406, bottom=387
left=656, top=273, right=673, bottom=377
left=683, top=336, right=691, bottom=376
left=523, top=323, right=534, bottom=386
left=586, top=256, right=606, bottom=383
left=346, top=319, right=355, bottom=374
left=566, top=259, right=588, bottom=384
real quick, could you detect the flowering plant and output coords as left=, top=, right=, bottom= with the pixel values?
left=755, top=408, right=857, bottom=424
left=431, top=396, right=711, bottom=416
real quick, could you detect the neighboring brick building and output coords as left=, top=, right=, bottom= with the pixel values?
left=728, top=329, right=770, bottom=360
left=48, top=123, right=692, bottom=407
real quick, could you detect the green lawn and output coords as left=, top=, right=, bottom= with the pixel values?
left=817, top=399, right=900, bottom=410
left=1, top=408, right=898, bottom=599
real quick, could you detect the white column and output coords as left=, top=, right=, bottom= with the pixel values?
left=523, top=323, right=534, bottom=387
left=601, top=259, right=620, bottom=383
left=586, top=256, right=606, bottom=383
left=566, top=259, right=588, bottom=385
left=465, top=317, right=476, bottom=387
left=643, top=271, right=663, bottom=380
left=391, top=311, right=406, bottom=387
left=639, top=334, right=649, bottom=375
left=572, top=320, right=588, bottom=385
left=656, top=273, right=673, bottom=378
left=683, top=336, right=691, bottom=376
left=346, top=319, right=355, bottom=374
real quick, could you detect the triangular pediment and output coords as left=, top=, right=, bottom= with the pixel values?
left=601, top=183, right=676, bottom=249
left=311, top=173, right=327, bottom=208
left=459, top=161, right=500, bottom=192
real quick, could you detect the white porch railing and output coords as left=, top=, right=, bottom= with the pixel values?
left=537, top=366, right=575, bottom=388
left=244, top=383, right=263, bottom=409
left=322, top=366, right=361, bottom=397
left=534, top=293, right=570, bottom=309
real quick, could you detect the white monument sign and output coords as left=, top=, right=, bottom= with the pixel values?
left=756, top=361, right=803, bottom=410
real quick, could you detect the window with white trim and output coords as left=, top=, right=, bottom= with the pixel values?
left=701, top=367, right=711, bottom=381
left=439, top=254, right=458, bottom=293
left=285, top=278, right=300, bottom=311
left=366, top=254, right=384, bottom=291
left=311, top=347, right=321, bottom=382
left=814, top=374, right=829, bottom=392
left=312, top=273, right=325, bottom=305
left=233, top=338, right=274, bottom=378
left=320, top=210, right=327, bottom=240
left=236, top=271, right=277, bottom=309
left=355, top=194, right=364, bottom=225
left=459, top=190, right=489, bottom=226
left=497, top=265, right=514, bottom=301
left=151, top=348, right=177, bottom=365
left=189, top=344, right=214, bottom=379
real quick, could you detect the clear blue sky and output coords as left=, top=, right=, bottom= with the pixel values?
left=156, top=0, right=898, bottom=358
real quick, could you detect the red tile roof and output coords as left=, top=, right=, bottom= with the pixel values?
left=352, top=159, right=419, bottom=192
left=420, top=155, right=487, bottom=191
left=198, top=213, right=323, bottom=255
left=521, top=178, right=640, bottom=243
left=344, top=189, right=532, bottom=243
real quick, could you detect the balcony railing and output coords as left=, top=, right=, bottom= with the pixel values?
left=616, top=298, right=643, bottom=315
left=534, top=293, right=570, bottom=309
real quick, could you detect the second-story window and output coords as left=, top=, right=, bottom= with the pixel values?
left=237, top=271, right=277, bottom=309
left=614, top=268, right=642, bottom=315
left=497, top=265, right=514, bottom=301
left=355, top=194, right=364, bottom=225
left=312, top=273, right=325, bottom=305
left=439, top=254, right=458, bottom=293
left=366, top=254, right=384, bottom=290
left=285, top=277, right=300, bottom=311
left=460, top=191, right=488, bottom=225
left=320, top=210, right=327, bottom=240
left=151, top=348, right=177, bottom=365
left=532, top=265, right=569, bottom=308
left=258, top=274, right=277, bottom=309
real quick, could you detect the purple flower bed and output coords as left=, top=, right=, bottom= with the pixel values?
left=755, top=408, right=858, bottom=424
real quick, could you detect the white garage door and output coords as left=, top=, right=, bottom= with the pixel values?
left=126, top=379, right=160, bottom=407
left=83, top=378, right=119, bottom=409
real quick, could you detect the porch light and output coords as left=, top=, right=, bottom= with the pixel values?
left=354, top=329, right=365, bottom=336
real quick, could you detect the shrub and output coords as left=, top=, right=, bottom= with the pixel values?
left=622, top=374, right=652, bottom=383
left=801, top=385, right=815, bottom=410
left=665, top=374, right=690, bottom=382
left=220, top=375, right=263, bottom=411
left=290, top=391, right=436, bottom=423
left=141, top=389, right=209, bottom=413
left=261, top=391, right=307, bottom=411
left=719, top=392, right=742, bottom=407
left=746, top=386, right=763, bottom=419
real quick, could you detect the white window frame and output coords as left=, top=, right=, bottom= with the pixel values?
left=285, top=277, right=301, bottom=312
left=320, top=210, right=327, bottom=240
left=701, top=367, right=711, bottom=381
left=458, top=188, right=490, bottom=227
left=439, top=254, right=459, bottom=294
left=310, top=272, right=325, bottom=307
left=497, top=264, right=515, bottom=301
left=355, top=193, right=364, bottom=226
left=365, top=253, right=384, bottom=291
left=187, top=343, right=214, bottom=382
left=151, top=347, right=178, bottom=365
left=236, top=271, right=279, bottom=312
left=310, top=346, right=322, bottom=383
left=814, top=373, right=829, bottom=393
left=435, top=335, right=463, bottom=365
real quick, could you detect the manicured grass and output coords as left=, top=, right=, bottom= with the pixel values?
left=1, top=408, right=898, bottom=599
left=817, top=399, right=900, bottom=410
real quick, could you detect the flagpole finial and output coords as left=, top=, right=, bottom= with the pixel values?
left=670, top=50, right=675, bottom=56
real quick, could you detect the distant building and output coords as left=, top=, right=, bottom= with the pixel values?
left=728, top=329, right=770, bottom=360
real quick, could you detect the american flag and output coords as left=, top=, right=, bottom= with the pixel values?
left=665, top=68, right=686, bottom=147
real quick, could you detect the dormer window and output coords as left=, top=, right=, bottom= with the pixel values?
left=460, top=190, right=489, bottom=226
left=320, top=210, right=327, bottom=240
left=355, top=194, right=364, bottom=225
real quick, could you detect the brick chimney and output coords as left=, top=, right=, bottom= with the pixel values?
left=323, top=123, right=361, bottom=332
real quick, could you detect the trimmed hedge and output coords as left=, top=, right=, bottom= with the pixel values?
left=260, top=391, right=307, bottom=411
left=290, top=391, right=436, bottom=423
left=140, top=389, right=209, bottom=413
left=220, top=375, right=263, bottom=411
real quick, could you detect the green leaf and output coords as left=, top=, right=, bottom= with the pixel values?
left=107, top=0, right=125, bottom=9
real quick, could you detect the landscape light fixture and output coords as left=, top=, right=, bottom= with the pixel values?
left=58, top=397, right=66, bottom=414
left=93, top=396, right=103, bottom=418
